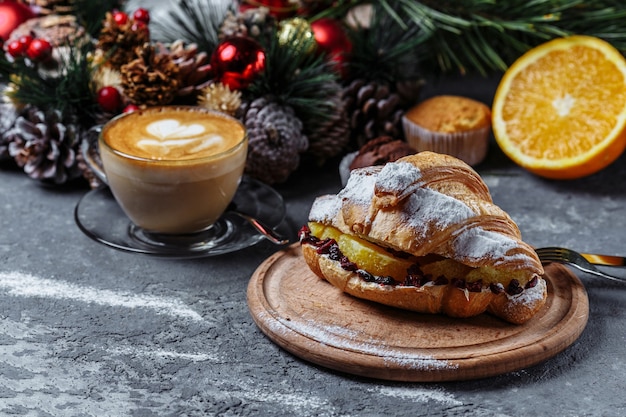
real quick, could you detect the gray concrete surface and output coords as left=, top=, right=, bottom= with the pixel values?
left=1, top=3, right=625, bottom=412
left=2, top=77, right=626, bottom=414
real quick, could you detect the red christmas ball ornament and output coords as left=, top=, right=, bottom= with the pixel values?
left=97, top=86, right=122, bottom=113
left=133, top=8, right=150, bottom=24
left=241, top=0, right=297, bottom=20
left=310, top=18, right=351, bottom=76
left=0, top=1, right=35, bottom=41
left=26, top=38, right=52, bottom=61
left=210, top=37, right=266, bottom=90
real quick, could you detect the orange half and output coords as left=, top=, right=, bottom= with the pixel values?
left=492, top=35, right=626, bottom=179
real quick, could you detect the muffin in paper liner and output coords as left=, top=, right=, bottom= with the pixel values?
left=402, top=95, right=491, bottom=166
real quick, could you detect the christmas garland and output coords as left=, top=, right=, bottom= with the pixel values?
left=1, top=0, right=626, bottom=186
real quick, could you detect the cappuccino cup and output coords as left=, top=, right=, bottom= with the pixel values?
left=86, top=106, right=248, bottom=235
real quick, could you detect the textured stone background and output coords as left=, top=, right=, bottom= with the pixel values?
left=1, top=2, right=625, bottom=415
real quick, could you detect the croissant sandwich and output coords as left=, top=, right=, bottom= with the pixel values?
left=299, top=151, right=546, bottom=324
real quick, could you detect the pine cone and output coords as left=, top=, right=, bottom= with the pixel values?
left=121, top=43, right=180, bottom=106
left=156, top=40, right=212, bottom=100
left=342, top=79, right=410, bottom=147
left=96, top=12, right=150, bottom=70
left=219, top=8, right=276, bottom=40
left=4, top=106, right=82, bottom=184
left=238, top=97, right=308, bottom=184
left=305, top=88, right=350, bottom=162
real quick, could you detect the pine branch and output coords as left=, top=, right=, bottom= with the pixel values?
left=249, top=28, right=341, bottom=128
left=150, top=0, right=236, bottom=53
left=347, top=0, right=429, bottom=83
left=73, top=0, right=125, bottom=37
left=395, top=0, right=626, bottom=74
left=7, top=42, right=98, bottom=123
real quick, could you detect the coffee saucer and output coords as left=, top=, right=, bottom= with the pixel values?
left=74, top=176, right=288, bottom=258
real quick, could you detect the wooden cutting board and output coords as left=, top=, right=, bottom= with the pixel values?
left=247, top=244, right=589, bottom=382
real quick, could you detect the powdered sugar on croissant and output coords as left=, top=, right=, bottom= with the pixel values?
left=312, top=152, right=543, bottom=275
left=302, top=151, right=546, bottom=324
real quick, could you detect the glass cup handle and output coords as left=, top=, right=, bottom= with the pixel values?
left=81, top=125, right=108, bottom=185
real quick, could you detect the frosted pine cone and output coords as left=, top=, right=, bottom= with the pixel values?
left=219, top=8, right=275, bottom=40
left=4, top=106, right=82, bottom=184
left=239, top=97, right=308, bottom=184
left=0, top=98, right=20, bottom=160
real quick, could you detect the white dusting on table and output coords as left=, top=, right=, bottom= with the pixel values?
left=372, top=386, right=463, bottom=407
left=106, top=345, right=218, bottom=362
left=0, top=271, right=203, bottom=322
left=262, top=312, right=457, bottom=372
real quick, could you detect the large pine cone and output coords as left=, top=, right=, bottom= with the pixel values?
left=156, top=40, right=212, bottom=100
left=238, top=97, right=308, bottom=184
left=3, top=106, right=82, bottom=184
left=96, top=12, right=150, bottom=70
left=121, top=43, right=180, bottom=106
left=342, top=79, right=415, bottom=147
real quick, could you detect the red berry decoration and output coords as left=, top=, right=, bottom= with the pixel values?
left=0, top=1, right=35, bottom=41
left=97, top=86, right=122, bottom=113
left=123, top=104, right=139, bottom=113
left=6, top=39, right=25, bottom=57
left=18, top=34, right=33, bottom=48
left=131, top=20, right=148, bottom=33
left=26, top=38, right=52, bottom=62
left=133, top=8, right=150, bottom=24
left=112, top=10, right=128, bottom=26
left=210, top=37, right=266, bottom=90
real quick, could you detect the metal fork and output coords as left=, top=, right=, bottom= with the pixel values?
left=535, top=247, right=626, bottom=283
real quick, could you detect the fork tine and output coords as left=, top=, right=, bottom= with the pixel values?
left=535, top=246, right=626, bottom=283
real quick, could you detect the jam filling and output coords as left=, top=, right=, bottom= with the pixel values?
left=299, top=225, right=539, bottom=296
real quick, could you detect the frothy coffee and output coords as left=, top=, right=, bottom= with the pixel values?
left=99, top=107, right=248, bottom=234
left=104, top=107, right=246, bottom=160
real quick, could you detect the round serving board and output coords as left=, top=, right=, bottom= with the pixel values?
left=247, top=244, right=589, bottom=382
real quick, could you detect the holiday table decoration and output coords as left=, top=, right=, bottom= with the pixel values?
left=2, top=0, right=626, bottom=186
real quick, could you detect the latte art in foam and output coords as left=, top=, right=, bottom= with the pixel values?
left=104, top=107, right=246, bottom=161
left=137, top=119, right=226, bottom=156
